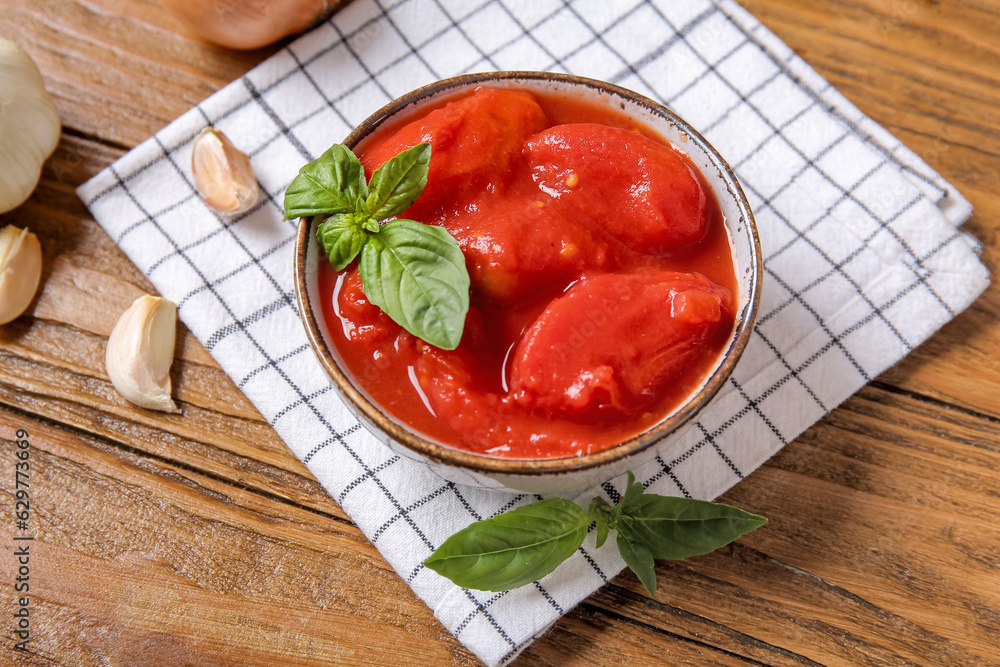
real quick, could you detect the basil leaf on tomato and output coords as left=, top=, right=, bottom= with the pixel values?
left=366, top=142, right=431, bottom=221
left=355, top=197, right=378, bottom=233
left=283, top=144, right=369, bottom=220
left=359, top=218, right=469, bottom=350
left=316, top=213, right=367, bottom=271
left=424, top=498, right=590, bottom=591
left=619, top=494, right=767, bottom=561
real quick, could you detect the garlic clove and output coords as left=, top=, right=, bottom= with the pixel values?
left=106, top=295, right=181, bottom=413
left=0, top=225, right=43, bottom=325
left=191, top=127, right=259, bottom=213
left=0, top=38, right=61, bottom=214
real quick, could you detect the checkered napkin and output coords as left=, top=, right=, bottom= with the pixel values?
left=77, top=0, right=989, bottom=663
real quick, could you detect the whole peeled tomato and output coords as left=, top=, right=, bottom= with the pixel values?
left=509, top=271, right=734, bottom=418
left=161, top=0, right=339, bottom=50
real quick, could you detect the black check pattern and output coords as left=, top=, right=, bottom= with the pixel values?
left=77, top=1, right=988, bottom=664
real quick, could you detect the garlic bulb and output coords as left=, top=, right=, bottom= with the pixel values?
left=106, top=295, right=181, bottom=413
left=191, top=128, right=259, bottom=213
left=0, top=38, right=61, bottom=214
left=0, top=225, right=43, bottom=325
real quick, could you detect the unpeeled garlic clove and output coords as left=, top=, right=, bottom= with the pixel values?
left=191, top=127, right=258, bottom=213
left=0, top=225, right=43, bottom=325
left=106, top=295, right=181, bottom=413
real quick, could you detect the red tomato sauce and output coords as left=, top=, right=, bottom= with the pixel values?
left=318, top=87, right=737, bottom=459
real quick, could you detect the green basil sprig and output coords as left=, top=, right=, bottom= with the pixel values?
left=424, top=472, right=767, bottom=595
left=423, top=498, right=590, bottom=591
left=284, top=143, right=470, bottom=350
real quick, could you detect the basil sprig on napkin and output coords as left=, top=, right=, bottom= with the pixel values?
left=424, top=472, right=766, bottom=595
left=284, top=143, right=470, bottom=350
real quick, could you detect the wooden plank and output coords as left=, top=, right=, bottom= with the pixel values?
left=0, top=407, right=478, bottom=665
left=522, top=603, right=780, bottom=667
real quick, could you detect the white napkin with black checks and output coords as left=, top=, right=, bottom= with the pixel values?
left=77, top=1, right=989, bottom=664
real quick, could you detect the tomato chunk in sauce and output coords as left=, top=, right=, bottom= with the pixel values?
left=358, top=87, right=548, bottom=221
left=510, top=271, right=733, bottom=418
left=319, top=86, right=737, bottom=459
left=527, top=123, right=707, bottom=252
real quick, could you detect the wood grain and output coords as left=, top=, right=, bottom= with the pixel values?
left=1, top=0, right=998, bottom=665
left=0, top=408, right=477, bottom=666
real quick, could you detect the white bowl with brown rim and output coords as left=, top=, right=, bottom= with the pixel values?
left=295, top=71, right=761, bottom=494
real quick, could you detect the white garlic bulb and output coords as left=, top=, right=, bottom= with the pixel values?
left=0, top=38, right=61, bottom=214
left=106, top=295, right=181, bottom=413
left=0, top=225, right=43, bottom=325
left=191, top=127, right=258, bottom=213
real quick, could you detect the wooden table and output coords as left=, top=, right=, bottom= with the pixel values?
left=2, top=1, right=998, bottom=664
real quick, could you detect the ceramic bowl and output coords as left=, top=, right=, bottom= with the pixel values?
left=295, top=71, right=761, bottom=494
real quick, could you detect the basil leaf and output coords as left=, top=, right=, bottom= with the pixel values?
left=588, top=496, right=613, bottom=520
left=616, top=529, right=657, bottom=597
left=595, top=516, right=610, bottom=549
left=620, top=495, right=767, bottom=561
left=316, top=214, right=368, bottom=271
left=359, top=218, right=470, bottom=350
left=606, top=471, right=644, bottom=527
left=356, top=199, right=379, bottom=233
left=424, top=498, right=589, bottom=591
left=588, top=496, right=613, bottom=549
left=621, top=471, right=645, bottom=508
left=283, top=144, right=369, bottom=220
left=366, top=143, right=431, bottom=221
left=355, top=196, right=372, bottom=221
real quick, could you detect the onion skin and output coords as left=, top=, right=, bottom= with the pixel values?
left=161, top=0, right=341, bottom=50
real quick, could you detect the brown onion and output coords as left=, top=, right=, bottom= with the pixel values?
left=162, top=0, right=340, bottom=50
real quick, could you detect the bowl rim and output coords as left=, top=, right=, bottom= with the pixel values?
left=294, top=70, right=762, bottom=477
